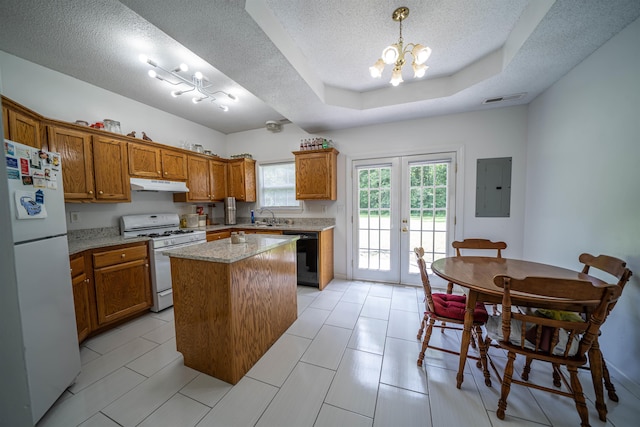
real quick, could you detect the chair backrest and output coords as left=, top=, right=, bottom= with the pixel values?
left=493, top=275, right=621, bottom=360
left=579, top=253, right=632, bottom=312
left=452, top=239, right=507, bottom=258
left=414, top=247, right=435, bottom=313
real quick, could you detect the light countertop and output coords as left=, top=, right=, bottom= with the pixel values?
left=162, top=234, right=298, bottom=264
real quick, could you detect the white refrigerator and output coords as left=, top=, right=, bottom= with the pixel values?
left=3, top=139, right=81, bottom=424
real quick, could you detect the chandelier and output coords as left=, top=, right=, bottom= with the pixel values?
left=139, top=55, right=237, bottom=111
left=369, top=7, right=432, bottom=86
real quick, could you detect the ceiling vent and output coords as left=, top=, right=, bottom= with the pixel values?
left=482, top=93, right=527, bottom=105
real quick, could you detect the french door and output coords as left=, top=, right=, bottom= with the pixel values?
left=352, top=153, right=456, bottom=285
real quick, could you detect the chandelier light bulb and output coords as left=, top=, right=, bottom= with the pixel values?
left=179, top=63, right=189, bottom=72
left=390, top=67, right=403, bottom=86
left=194, top=71, right=203, bottom=80
left=412, top=45, right=432, bottom=65
left=413, top=63, right=428, bottom=78
left=147, top=69, right=157, bottom=78
left=382, top=45, right=399, bottom=65
left=369, top=59, right=385, bottom=78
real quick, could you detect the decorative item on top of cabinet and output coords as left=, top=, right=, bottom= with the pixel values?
left=92, top=242, right=152, bottom=326
left=2, top=96, right=44, bottom=149
left=70, top=253, right=94, bottom=343
left=293, top=147, right=339, bottom=200
left=227, top=157, right=256, bottom=202
left=128, top=143, right=188, bottom=181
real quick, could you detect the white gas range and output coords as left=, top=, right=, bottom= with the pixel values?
left=121, top=213, right=206, bottom=312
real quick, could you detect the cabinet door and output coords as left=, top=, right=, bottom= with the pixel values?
left=72, top=272, right=92, bottom=342
left=2, top=105, right=8, bottom=140
left=161, top=150, right=188, bottom=180
left=228, top=159, right=256, bottom=202
left=128, top=143, right=161, bottom=178
left=48, top=126, right=96, bottom=201
left=94, top=258, right=151, bottom=326
left=93, top=136, right=131, bottom=201
left=8, top=109, right=42, bottom=149
left=295, top=150, right=337, bottom=200
left=209, top=159, right=227, bottom=201
left=185, top=155, right=211, bottom=201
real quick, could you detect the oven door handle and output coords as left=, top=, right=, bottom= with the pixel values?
left=158, top=289, right=173, bottom=297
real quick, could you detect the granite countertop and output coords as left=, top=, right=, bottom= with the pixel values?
left=201, top=221, right=335, bottom=233
left=67, top=227, right=149, bottom=255
left=163, top=234, right=299, bottom=264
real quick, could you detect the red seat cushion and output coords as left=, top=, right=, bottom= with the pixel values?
left=431, top=293, right=489, bottom=323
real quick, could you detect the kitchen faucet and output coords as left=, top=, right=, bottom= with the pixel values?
left=258, top=207, right=276, bottom=224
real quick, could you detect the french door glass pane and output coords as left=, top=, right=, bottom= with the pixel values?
left=408, top=162, right=449, bottom=274
left=358, top=165, right=392, bottom=271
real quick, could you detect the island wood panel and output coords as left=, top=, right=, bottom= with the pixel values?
left=171, top=241, right=297, bottom=384
left=318, top=228, right=334, bottom=290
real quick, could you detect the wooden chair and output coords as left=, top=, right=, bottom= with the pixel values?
left=414, top=247, right=492, bottom=386
left=492, top=275, right=621, bottom=427
left=449, top=239, right=507, bottom=315
left=521, top=253, right=632, bottom=420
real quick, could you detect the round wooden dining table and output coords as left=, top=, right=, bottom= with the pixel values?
left=431, top=256, right=611, bottom=419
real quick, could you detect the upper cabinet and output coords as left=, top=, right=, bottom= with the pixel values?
left=174, top=156, right=228, bottom=203
left=49, top=126, right=130, bottom=203
left=48, top=126, right=95, bottom=201
left=293, top=148, right=339, bottom=200
left=209, top=158, right=227, bottom=201
left=2, top=97, right=44, bottom=149
left=128, top=143, right=187, bottom=181
left=227, top=158, right=256, bottom=202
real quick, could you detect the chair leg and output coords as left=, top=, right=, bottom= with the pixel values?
left=602, top=359, right=619, bottom=402
left=522, top=357, right=532, bottom=381
left=568, top=365, right=591, bottom=427
left=497, top=352, right=516, bottom=420
left=417, top=312, right=427, bottom=340
left=475, top=325, right=491, bottom=387
left=588, top=344, right=608, bottom=421
left=552, top=363, right=562, bottom=387
left=417, top=318, right=435, bottom=367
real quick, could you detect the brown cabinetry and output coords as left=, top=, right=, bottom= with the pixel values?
left=293, top=148, right=339, bottom=200
left=92, top=243, right=151, bottom=327
left=2, top=97, right=43, bottom=149
left=318, top=228, right=334, bottom=290
left=128, top=143, right=187, bottom=181
left=206, top=230, right=231, bottom=242
left=174, top=156, right=227, bottom=202
left=48, top=126, right=95, bottom=201
left=70, top=254, right=93, bottom=343
left=92, top=136, right=131, bottom=201
left=227, top=158, right=256, bottom=202
left=49, top=126, right=131, bottom=202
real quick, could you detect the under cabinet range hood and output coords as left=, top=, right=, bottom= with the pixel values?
left=130, top=178, right=189, bottom=192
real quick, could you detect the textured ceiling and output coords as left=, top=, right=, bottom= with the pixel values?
left=0, top=0, right=639, bottom=134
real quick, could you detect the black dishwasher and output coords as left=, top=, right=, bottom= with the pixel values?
left=283, top=231, right=319, bottom=286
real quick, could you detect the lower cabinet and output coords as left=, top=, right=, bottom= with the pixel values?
left=69, top=241, right=152, bottom=343
left=206, top=230, right=231, bottom=241
left=70, top=253, right=93, bottom=343
left=93, top=243, right=152, bottom=326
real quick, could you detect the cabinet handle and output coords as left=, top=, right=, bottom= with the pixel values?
left=145, top=263, right=149, bottom=267
left=121, top=253, right=126, bottom=258
left=85, top=278, right=89, bottom=284
left=157, top=170, right=161, bottom=174
left=164, top=172, right=169, bottom=175
left=88, top=190, right=94, bottom=195
left=99, top=190, right=104, bottom=195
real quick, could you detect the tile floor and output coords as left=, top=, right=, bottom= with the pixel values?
left=37, top=279, right=640, bottom=427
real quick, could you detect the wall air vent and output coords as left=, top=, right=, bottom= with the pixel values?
left=482, top=93, right=527, bottom=105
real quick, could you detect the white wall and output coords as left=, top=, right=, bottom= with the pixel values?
left=228, top=106, right=529, bottom=279
left=525, top=17, right=640, bottom=385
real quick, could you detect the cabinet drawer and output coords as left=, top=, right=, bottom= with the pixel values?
left=70, top=255, right=85, bottom=278
left=93, top=245, right=147, bottom=268
left=207, top=230, right=231, bottom=241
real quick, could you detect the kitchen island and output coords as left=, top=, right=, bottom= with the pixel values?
left=164, top=234, right=298, bottom=384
